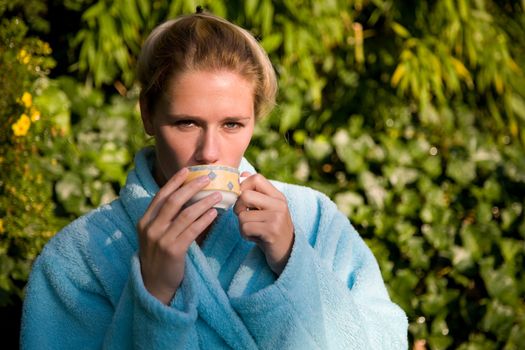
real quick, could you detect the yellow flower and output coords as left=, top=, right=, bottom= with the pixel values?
left=18, top=49, right=31, bottom=64
left=12, top=123, right=28, bottom=136
left=30, top=107, right=41, bottom=122
left=12, top=114, right=31, bottom=137
left=19, top=113, right=31, bottom=127
left=0, top=218, right=4, bottom=234
left=20, top=91, right=33, bottom=108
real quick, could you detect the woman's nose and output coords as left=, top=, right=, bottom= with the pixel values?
left=194, top=129, right=220, bottom=164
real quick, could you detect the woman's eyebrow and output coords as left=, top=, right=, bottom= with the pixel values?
left=222, top=116, right=252, bottom=121
left=166, top=114, right=200, bottom=119
left=166, top=114, right=252, bottom=121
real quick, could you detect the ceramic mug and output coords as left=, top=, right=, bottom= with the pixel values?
left=184, top=165, right=241, bottom=210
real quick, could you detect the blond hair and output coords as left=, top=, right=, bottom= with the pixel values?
left=137, top=12, right=277, bottom=119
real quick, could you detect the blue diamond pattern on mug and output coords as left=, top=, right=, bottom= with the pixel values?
left=208, top=171, right=217, bottom=180
left=227, top=181, right=234, bottom=190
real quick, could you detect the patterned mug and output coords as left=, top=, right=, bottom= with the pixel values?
left=184, top=165, right=241, bottom=210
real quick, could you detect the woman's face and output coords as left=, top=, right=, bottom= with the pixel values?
left=142, top=70, right=256, bottom=186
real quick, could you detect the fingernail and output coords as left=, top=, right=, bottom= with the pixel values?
left=213, top=192, right=222, bottom=200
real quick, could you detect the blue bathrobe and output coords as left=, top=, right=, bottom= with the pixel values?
left=21, top=148, right=407, bottom=349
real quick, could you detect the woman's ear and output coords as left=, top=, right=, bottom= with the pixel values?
left=139, top=96, right=155, bottom=136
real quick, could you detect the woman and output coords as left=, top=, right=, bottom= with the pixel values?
left=21, top=10, right=407, bottom=349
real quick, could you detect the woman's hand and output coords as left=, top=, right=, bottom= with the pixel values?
left=234, top=173, right=294, bottom=275
left=137, top=168, right=222, bottom=304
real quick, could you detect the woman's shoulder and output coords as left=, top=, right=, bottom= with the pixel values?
left=36, top=199, right=137, bottom=281
left=270, top=180, right=345, bottom=237
left=271, top=180, right=337, bottom=213
left=28, top=199, right=138, bottom=306
left=44, top=200, right=134, bottom=252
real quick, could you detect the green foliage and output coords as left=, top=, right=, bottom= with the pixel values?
left=0, top=0, right=49, bottom=32
left=0, top=14, right=61, bottom=305
left=70, top=0, right=224, bottom=86
left=2, top=1, right=525, bottom=349
left=34, top=76, right=146, bottom=217
left=0, top=4, right=146, bottom=306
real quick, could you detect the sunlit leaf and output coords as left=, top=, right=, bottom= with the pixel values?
left=391, top=22, right=411, bottom=38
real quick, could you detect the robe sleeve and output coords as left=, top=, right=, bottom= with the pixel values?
left=20, top=238, right=199, bottom=350
left=230, top=186, right=408, bottom=349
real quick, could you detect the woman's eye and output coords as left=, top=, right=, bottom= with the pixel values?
left=224, top=122, right=242, bottom=130
left=174, top=120, right=196, bottom=128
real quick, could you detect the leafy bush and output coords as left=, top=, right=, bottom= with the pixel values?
left=0, top=7, right=146, bottom=306
left=0, top=14, right=61, bottom=305
left=35, top=76, right=146, bottom=217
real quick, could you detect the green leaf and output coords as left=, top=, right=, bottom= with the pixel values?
left=403, top=236, right=430, bottom=269
left=421, top=155, right=442, bottom=178
left=481, top=299, right=516, bottom=338
left=279, top=103, right=302, bottom=132
left=334, top=191, right=364, bottom=217
left=82, top=1, right=106, bottom=21
left=55, top=172, right=86, bottom=215
left=260, top=0, right=274, bottom=35
left=388, top=166, right=419, bottom=189
left=360, top=171, right=387, bottom=209
left=305, top=135, right=332, bottom=161
left=446, top=157, right=476, bottom=186
left=34, top=81, right=71, bottom=134
left=428, top=334, right=453, bottom=350
left=452, top=246, right=474, bottom=272
left=244, top=0, right=259, bottom=19
left=137, top=0, right=151, bottom=18
left=260, top=32, right=282, bottom=53
left=388, top=268, right=420, bottom=313
left=479, top=258, right=519, bottom=304
left=391, top=22, right=411, bottom=38
left=510, top=93, right=525, bottom=122
left=396, top=190, right=421, bottom=217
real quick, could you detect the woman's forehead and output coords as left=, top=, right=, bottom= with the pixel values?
left=157, top=70, right=255, bottom=118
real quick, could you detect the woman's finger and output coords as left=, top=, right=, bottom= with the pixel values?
left=237, top=208, right=274, bottom=223
left=153, top=175, right=211, bottom=224
left=139, top=174, right=212, bottom=243
left=157, top=206, right=218, bottom=255
left=139, top=167, right=189, bottom=229
left=234, top=189, right=285, bottom=215
left=237, top=210, right=287, bottom=237
left=177, top=208, right=219, bottom=247
left=238, top=219, right=283, bottom=244
left=166, top=191, right=222, bottom=235
left=239, top=173, right=284, bottom=199
left=154, top=191, right=221, bottom=255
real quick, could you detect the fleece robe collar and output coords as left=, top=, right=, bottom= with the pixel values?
left=120, top=147, right=260, bottom=349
